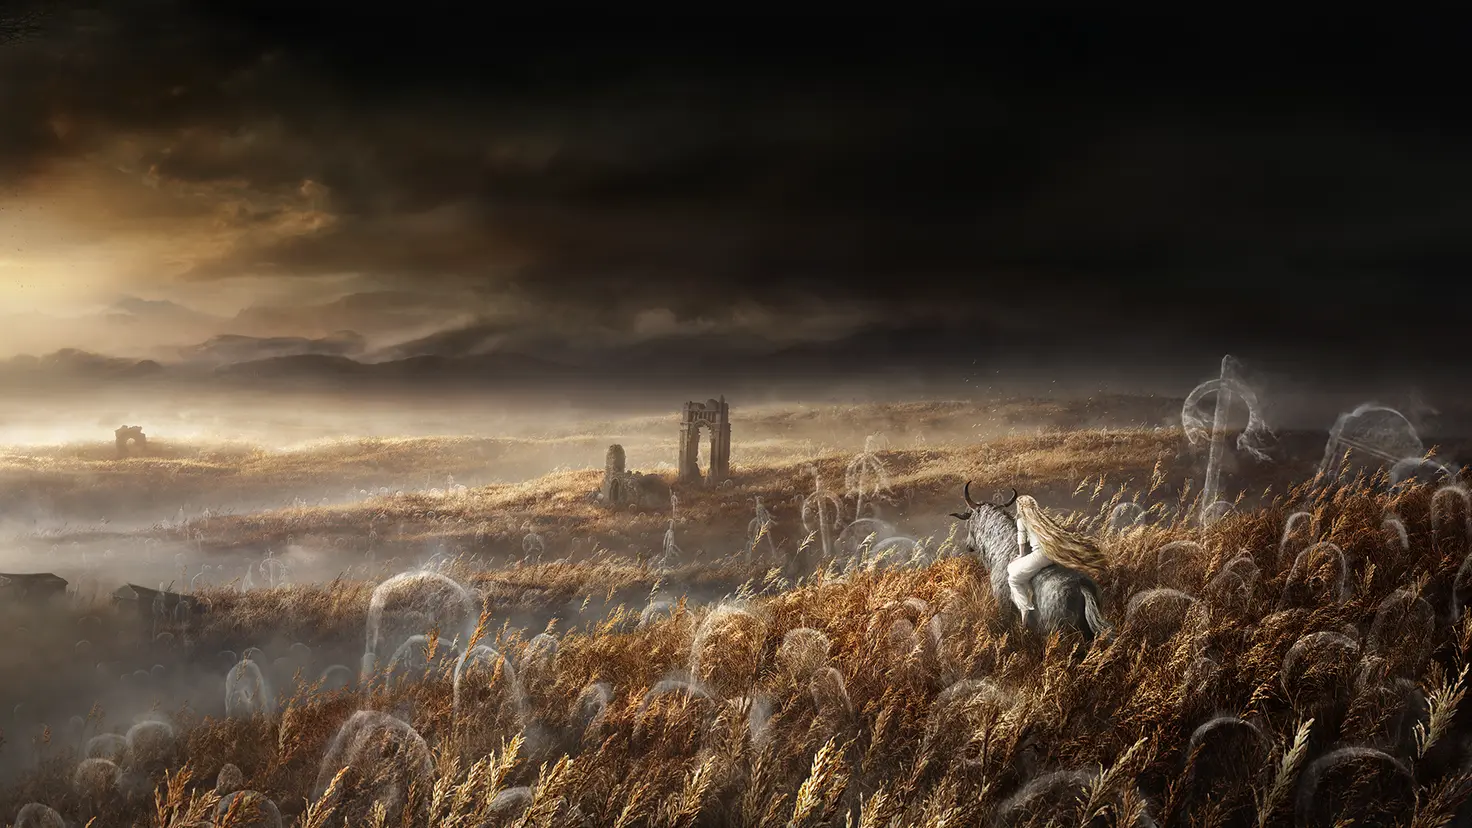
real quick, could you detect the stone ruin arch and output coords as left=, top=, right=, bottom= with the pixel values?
left=678, top=397, right=731, bottom=485
left=115, top=425, right=147, bottom=457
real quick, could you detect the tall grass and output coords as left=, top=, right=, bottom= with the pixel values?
left=6, top=446, right=1472, bottom=826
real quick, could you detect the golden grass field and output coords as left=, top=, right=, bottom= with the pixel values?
left=0, top=397, right=1469, bottom=827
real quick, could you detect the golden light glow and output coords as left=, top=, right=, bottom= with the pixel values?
left=0, top=139, right=339, bottom=347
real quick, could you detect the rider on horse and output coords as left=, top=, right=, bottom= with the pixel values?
left=1007, top=495, right=1110, bottom=614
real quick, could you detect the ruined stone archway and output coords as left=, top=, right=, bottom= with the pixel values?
left=116, top=425, right=147, bottom=457
left=678, top=397, right=730, bottom=485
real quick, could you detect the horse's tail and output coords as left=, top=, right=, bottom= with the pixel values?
left=1082, top=583, right=1113, bottom=640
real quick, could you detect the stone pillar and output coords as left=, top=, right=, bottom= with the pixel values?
left=714, top=420, right=731, bottom=482
left=681, top=426, right=703, bottom=483
left=676, top=405, right=688, bottom=480
left=678, top=403, right=701, bottom=483
left=601, top=444, right=626, bottom=502
left=709, top=397, right=731, bottom=483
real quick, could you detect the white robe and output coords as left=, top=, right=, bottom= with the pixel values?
left=1006, top=516, right=1052, bottom=613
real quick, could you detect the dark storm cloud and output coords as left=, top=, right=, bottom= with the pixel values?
left=5, top=7, right=1472, bottom=366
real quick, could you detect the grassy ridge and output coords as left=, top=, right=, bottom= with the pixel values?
left=0, top=396, right=1184, bottom=527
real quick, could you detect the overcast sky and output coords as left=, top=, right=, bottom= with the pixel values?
left=1, top=7, right=1469, bottom=379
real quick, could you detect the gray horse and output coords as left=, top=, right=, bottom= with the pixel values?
left=950, top=482, right=1112, bottom=640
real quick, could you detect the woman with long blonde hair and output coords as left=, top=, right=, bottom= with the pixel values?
left=1007, top=494, right=1109, bottom=614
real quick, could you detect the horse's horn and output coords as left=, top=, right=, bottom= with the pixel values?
left=994, top=487, right=1018, bottom=507
left=964, top=481, right=983, bottom=510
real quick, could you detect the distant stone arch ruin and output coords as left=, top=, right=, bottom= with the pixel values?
left=678, top=397, right=731, bottom=485
left=116, top=425, right=147, bottom=457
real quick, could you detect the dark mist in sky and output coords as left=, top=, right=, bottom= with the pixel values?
left=1, top=8, right=1469, bottom=390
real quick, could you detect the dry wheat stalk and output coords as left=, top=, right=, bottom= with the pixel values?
left=856, top=787, right=894, bottom=828
left=1417, top=662, right=1470, bottom=759
left=666, top=753, right=720, bottom=828
left=514, top=755, right=574, bottom=828
left=301, top=766, right=349, bottom=828
left=1411, top=772, right=1472, bottom=828
left=1255, top=718, right=1314, bottom=828
left=791, top=738, right=851, bottom=828
left=614, top=779, right=656, bottom=828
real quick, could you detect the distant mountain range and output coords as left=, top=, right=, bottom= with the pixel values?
left=0, top=293, right=1142, bottom=392
left=105, top=296, right=221, bottom=327
left=229, top=290, right=479, bottom=340
left=0, top=349, right=166, bottom=381
left=6, top=302, right=1466, bottom=405
left=177, top=332, right=369, bottom=366
left=371, top=318, right=1007, bottom=375
left=0, top=292, right=476, bottom=359
left=0, top=320, right=1003, bottom=394
left=208, top=351, right=581, bottom=386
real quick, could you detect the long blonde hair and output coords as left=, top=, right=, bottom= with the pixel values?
left=1015, top=495, right=1110, bottom=582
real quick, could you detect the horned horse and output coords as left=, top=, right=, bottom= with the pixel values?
left=950, top=482, right=1112, bottom=641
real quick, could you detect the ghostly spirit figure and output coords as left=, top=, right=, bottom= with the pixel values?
left=313, top=711, right=433, bottom=827
left=216, top=791, right=282, bottom=828
left=747, top=497, right=776, bottom=560
left=660, top=520, right=682, bottom=570
left=845, top=435, right=891, bottom=519
left=452, top=646, right=526, bottom=759
left=1316, top=404, right=1426, bottom=487
left=15, top=802, right=65, bottom=828
left=1181, top=355, right=1272, bottom=525
left=226, top=659, right=272, bottom=718
left=363, top=572, right=478, bottom=681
